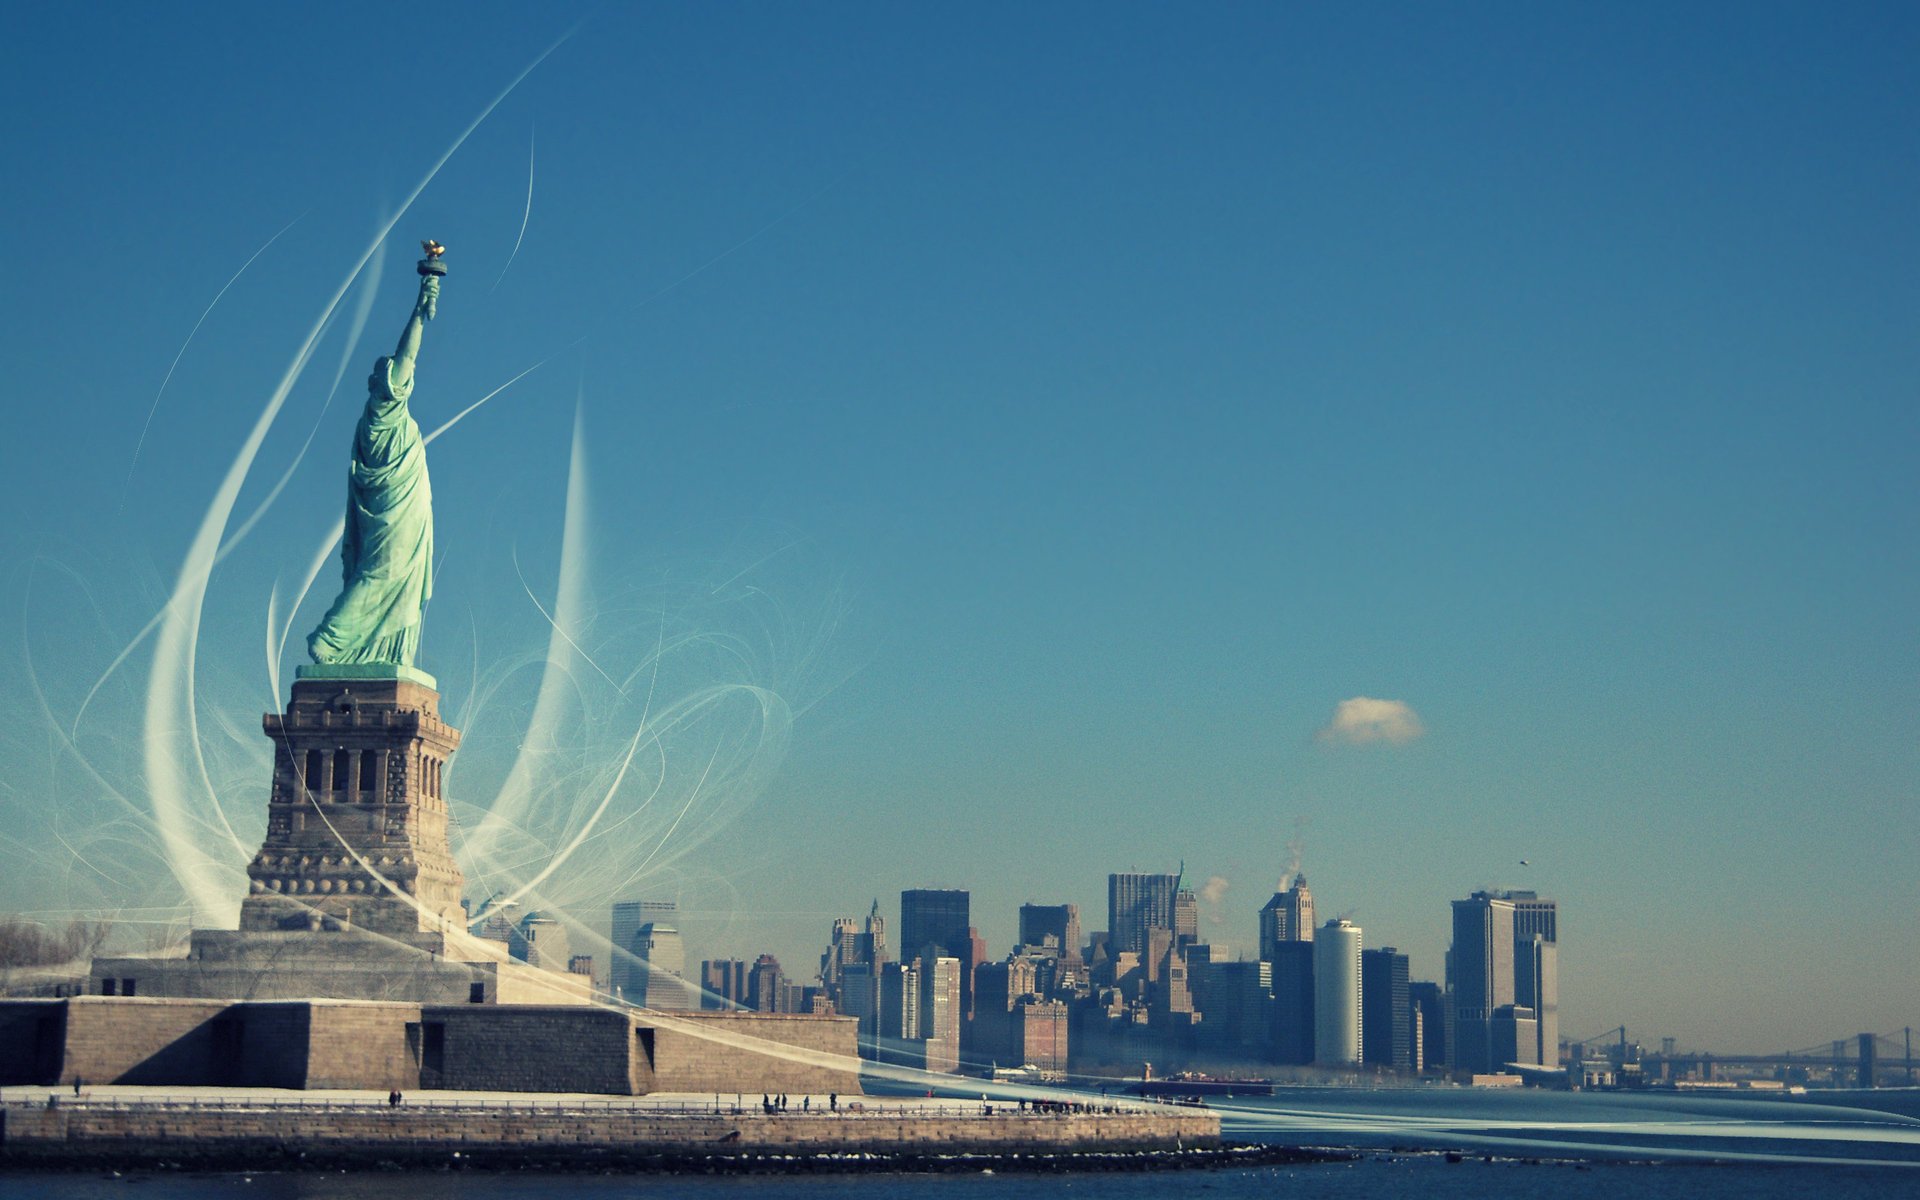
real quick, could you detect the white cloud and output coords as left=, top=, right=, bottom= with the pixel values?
left=1317, top=696, right=1425, bottom=746
left=1199, top=875, right=1230, bottom=906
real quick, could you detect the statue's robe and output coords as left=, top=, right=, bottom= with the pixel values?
left=307, top=357, right=433, bottom=666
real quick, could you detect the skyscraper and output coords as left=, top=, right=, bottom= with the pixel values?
left=899, top=889, right=970, bottom=963
left=629, top=922, right=693, bottom=1010
left=700, top=958, right=746, bottom=1010
left=1516, top=935, right=1558, bottom=1068
left=1146, top=928, right=1194, bottom=1023
left=838, top=962, right=879, bottom=1044
left=1501, top=890, right=1558, bottom=1069
left=1361, top=946, right=1411, bottom=1070
left=747, top=954, right=785, bottom=1012
left=919, top=956, right=962, bottom=1073
left=1410, top=980, right=1445, bottom=1070
left=1449, top=892, right=1517, bottom=1075
left=1492, top=1005, right=1539, bottom=1069
left=860, top=898, right=889, bottom=965
left=1203, top=959, right=1272, bottom=1055
left=610, top=899, right=677, bottom=1000
left=508, top=911, right=569, bottom=972
left=820, top=916, right=861, bottom=995
left=1019, top=902, right=1081, bottom=958
left=1258, top=875, right=1315, bottom=959
left=1313, top=918, right=1362, bottom=1066
left=1108, top=871, right=1180, bottom=954
left=1503, top=891, right=1557, bottom=944
left=1268, top=941, right=1315, bottom=1064
left=1010, top=998, right=1069, bottom=1073
left=1173, top=888, right=1199, bottom=945
left=958, top=927, right=987, bottom=1019
left=878, top=960, right=921, bottom=1050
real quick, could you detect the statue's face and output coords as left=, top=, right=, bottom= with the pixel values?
left=369, top=356, right=390, bottom=395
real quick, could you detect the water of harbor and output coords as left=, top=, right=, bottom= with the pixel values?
left=5, top=1086, right=1916, bottom=1197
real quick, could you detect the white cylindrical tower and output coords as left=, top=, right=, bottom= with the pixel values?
left=1313, top=917, right=1362, bottom=1066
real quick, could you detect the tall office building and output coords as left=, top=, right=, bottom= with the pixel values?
left=823, top=901, right=893, bottom=1001
left=1019, top=903, right=1082, bottom=959
left=900, top=889, right=970, bottom=962
left=919, top=955, right=962, bottom=1073
left=1503, top=891, right=1557, bottom=944
left=1010, top=999, right=1069, bottom=1073
left=1449, top=892, right=1517, bottom=1074
left=838, top=962, right=880, bottom=1044
left=970, top=958, right=1040, bottom=1065
left=1409, top=980, right=1445, bottom=1070
left=1516, top=935, right=1558, bottom=1068
left=1108, top=872, right=1180, bottom=954
left=747, top=954, right=785, bottom=1012
left=700, top=958, right=747, bottom=1010
left=1183, top=942, right=1228, bottom=1013
left=508, top=912, right=569, bottom=972
left=878, top=960, right=921, bottom=1049
left=1258, top=875, right=1315, bottom=959
left=860, top=898, right=889, bottom=966
left=1448, top=890, right=1559, bottom=1074
left=958, top=927, right=988, bottom=1019
left=1313, top=918, right=1362, bottom=1066
left=821, top=917, right=860, bottom=990
left=629, top=922, right=693, bottom=1010
left=1268, top=941, right=1315, bottom=1064
left=1203, top=959, right=1273, bottom=1055
left=1501, top=890, right=1558, bottom=1069
left=610, top=899, right=677, bottom=1000
left=1360, top=946, right=1411, bottom=1070
left=1173, top=888, right=1199, bottom=945
left=1146, top=929, right=1195, bottom=1022
left=1492, top=1005, right=1539, bottom=1068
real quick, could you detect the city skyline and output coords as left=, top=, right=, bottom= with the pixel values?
left=618, top=876, right=1903, bottom=1088
left=0, top=4, right=1914, bottom=1059
left=599, top=871, right=1878, bottom=1064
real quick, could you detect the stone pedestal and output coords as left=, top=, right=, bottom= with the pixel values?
left=89, top=673, right=592, bottom=1006
left=239, top=674, right=465, bottom=943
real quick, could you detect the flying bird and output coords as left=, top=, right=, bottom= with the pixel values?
left=1519, top=859, right=1531, bottom=866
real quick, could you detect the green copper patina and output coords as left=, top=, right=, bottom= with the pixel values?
left=306, top=256, right=443, bottom=670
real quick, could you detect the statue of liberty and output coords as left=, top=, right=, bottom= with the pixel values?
left=306, top=242, right=446, bottom=669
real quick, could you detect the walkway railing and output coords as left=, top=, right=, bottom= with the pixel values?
left=0, top=1093, right=1182, bottom=1121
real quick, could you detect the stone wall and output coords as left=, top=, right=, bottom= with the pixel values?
left=426, top=1006, right=643, bottom=1095
left=61, top=998, right=232, bottom=1086
left=229, top=1002, right=313, bottom=1087
left=0, top=999, right=865, bottom=1098
left=90, top=941, right=493, bottom=1006
left=303, top=1003, right=421, bottom=1090
left=0, top=1099, right=1218, bottom=1157
left=647, top=1012, right=861, bottom=1096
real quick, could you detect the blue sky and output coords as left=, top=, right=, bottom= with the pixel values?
left=2, top=4, right=1915, bottom=1053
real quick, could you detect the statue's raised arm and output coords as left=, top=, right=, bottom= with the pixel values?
left=388, top=241, right=443, bottom=395
left=305, top=240, right=448, bottom=672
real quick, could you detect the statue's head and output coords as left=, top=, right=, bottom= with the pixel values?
left=369, top=356, right=392, bottom=396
